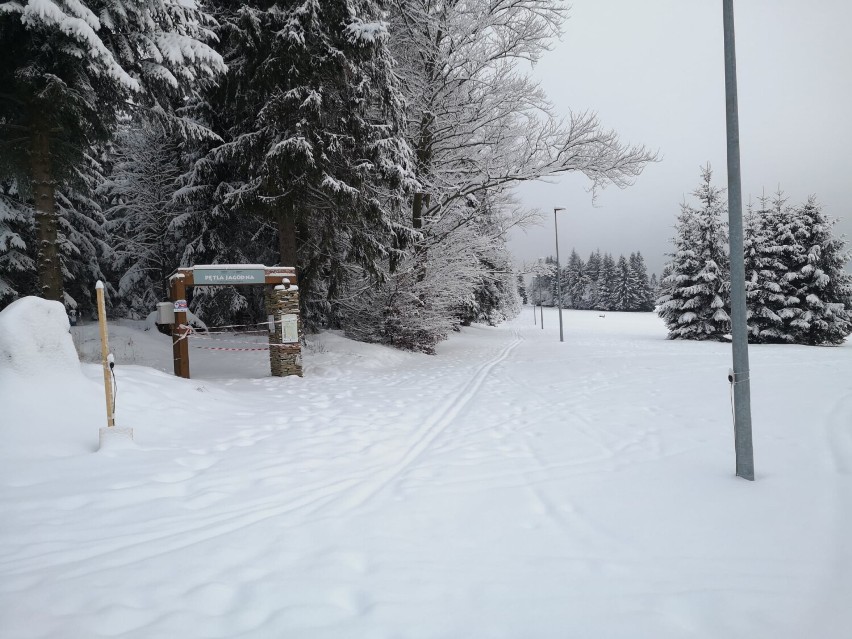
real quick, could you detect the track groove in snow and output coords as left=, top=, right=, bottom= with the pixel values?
left=322, top=329, right=525, bottom=513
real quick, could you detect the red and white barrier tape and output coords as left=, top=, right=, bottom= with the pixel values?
left=192, top=345, right=271, bottom=352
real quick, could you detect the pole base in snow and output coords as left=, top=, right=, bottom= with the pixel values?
left=98, top=427, right=135, bottom=451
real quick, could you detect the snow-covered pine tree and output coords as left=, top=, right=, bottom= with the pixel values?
left=649, top=272, right=659, bottom=298
left=656, top=263, right=672, bottom=302
left=782, top=196, right=852, bottom=345
left=597, top=253, right=617, bottom=311
left=628, top=251, right=655, bottom=311
left=612, top=254, right=633, bottom=311
left=101, top=121, right=185, bottom=318
left=565, top=249, right=584, bottom=309
left=743, top=194, right=787, bottom=342
left=193, top=0, right=415, bottom=330
left=2, top=147, right=113, bottom=316
left=0, top=0, right=225, bottom=303
left=657, top=166, right=730, bottom=340
left=582, top=249, right=602, bottom=310
left=0, top=181, right=35, bottom=307
left=56, top=153, right=111, bottom=316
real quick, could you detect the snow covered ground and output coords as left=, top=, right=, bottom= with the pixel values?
left=1, top=300, right=851, bottom=639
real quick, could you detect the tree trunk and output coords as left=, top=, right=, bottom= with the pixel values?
left=30, top=125, right=62, bottom=301
left=412, top=192, right=423, bottom=229
left=277, top=210, right=298, bottom=268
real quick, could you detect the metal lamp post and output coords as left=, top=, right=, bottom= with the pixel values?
left=722, top=0, right=754, bottom=480
left=538, top=258, right=544, bottom=329
left=554, top=208, right=566, bottom=342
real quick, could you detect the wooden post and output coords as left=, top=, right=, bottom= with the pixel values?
left=170, top=274, right=190, bottom=378
left=95, top=281, right=115, bottom=427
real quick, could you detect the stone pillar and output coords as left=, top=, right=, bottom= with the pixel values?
left=265, top=282, right=303, bottom=377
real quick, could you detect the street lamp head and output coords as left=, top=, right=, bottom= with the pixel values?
left=554, top=207, right=566, bottom=212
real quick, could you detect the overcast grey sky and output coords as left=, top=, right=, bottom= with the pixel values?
left=510, top=0, right=852, bottom=277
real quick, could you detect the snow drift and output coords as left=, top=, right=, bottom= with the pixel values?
left=0, top=297, right=102, bottom=456
left=0, top=296, right=80, bottom=379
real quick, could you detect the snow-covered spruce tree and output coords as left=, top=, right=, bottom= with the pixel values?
left=612, top=254, right=638, bottom=311
left=167, top=98, right=280, bottom=327
left=190, top=0, right=415, bottom=330
left=0, top=0, right=225, bottom=303
left=656, top=263, right=673, bottom=303
left=649, top=272, right=659, bottom=299
left=0, top=157, right=110, bottom=315
left=0, top=181, right=35, bottom=307
left=629, top=251, right=655, bottom=311
left=780, top=196, right=852, bottom=345
left=56, top=152, right=112, bottom=316
left=582, top=249, right=602, bottom=310
left=101, top=121, right=186, bottom=318
left=657, top=166, right=730, bottom=340
left=743, top=195, right=787, bottom=342
left=565, top=249, right=584, bottom=309
left=596, top=252, right=617, bottom=311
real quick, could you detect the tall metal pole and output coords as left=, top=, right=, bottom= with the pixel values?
left=538, top=258, right=544, bottom=329
left=723, top=0, right=755, bottom=480
left=554, top=208, right=565, bottom=342
left=532, top=272, right=536, bottom=325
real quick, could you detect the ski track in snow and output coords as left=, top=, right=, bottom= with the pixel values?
left=318, top=329, right=525, bottom=514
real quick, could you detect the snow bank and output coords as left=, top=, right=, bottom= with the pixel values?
left=0, top=296, right=80, bottom=379
left=0, top=297, right=105, bottom=457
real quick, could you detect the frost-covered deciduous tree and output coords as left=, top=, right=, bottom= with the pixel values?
left=392, top=0, right=655, bottom=225
left=377, top=0, right=655, bottom=345
left=0, top=0, right=225, bottom=302
left=657, top=166, right=730, bottom=340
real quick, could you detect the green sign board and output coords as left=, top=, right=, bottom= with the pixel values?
left=194, top=268, right=265, bottom=286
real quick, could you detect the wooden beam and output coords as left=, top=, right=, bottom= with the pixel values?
left=170, top=275, right=190, bottom=379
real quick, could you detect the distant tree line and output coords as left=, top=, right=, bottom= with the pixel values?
left=530, top=250, right=656, bottom=312
left=658, top=166, right=852, bottom=346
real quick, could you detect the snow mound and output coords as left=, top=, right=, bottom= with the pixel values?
left=0, top=296, right=81, bottom=378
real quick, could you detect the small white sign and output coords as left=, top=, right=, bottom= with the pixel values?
left=174, top=299, right=188, bottom=314
left=282, top=314, right=299, bottom=343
